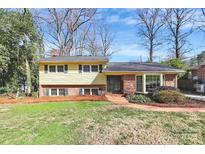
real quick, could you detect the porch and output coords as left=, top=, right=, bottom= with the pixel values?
left=106, top=73, right=177, bottom=94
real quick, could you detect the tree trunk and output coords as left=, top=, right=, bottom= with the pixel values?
left=149, top=39, right=153, bottom=62
left=26, top=58, right=31, bottom=95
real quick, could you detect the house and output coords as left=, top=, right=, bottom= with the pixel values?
left=37, top=56, right=184, bottom=97
left=186, top=64, right=205, bottom=93
left=188, top=64, right=205, bottom=81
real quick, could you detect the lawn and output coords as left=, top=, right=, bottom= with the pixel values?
left=1, top=101, right=205, bottom=144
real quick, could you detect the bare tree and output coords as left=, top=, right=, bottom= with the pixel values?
left=40, top=8, right=97, bottom=56
left=66, top=9, right=97, bottom=54
left=98, top=24, right=115, bottom=56
left=165, top=8, right=195, bottom=59
left=136, top=9, right=165, bottom=62
left=198, top=9, right=205, bottom=33
left=85, top=23, right=115, bottom=56
left=85, top=26, right=100, bottom=56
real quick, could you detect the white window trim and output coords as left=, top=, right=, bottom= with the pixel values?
left=136, top=73, right=163, bottom=93
left=82, top=64, right=99, bottom=73
left=56, top=65, right=65, bottom=73
left=50, top=88, right=58, bottom=96
left=49, top=88, right=68, bottom=96
left=48, top=65, right=57, bottom=73
left=47, top=65, right=67, bottom=73
left=81, top=88, right=99, bottom=95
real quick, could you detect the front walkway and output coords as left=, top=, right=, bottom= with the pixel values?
left=105, top=94, right=205, bottom=112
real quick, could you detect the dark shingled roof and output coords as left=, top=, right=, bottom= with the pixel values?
left=103, top=62, right=184, bottom=73
left=38, top=56, right=109, bottom=63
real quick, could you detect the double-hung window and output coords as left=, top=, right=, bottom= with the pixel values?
left=49, top=65, right=56, bottom=72
left=79, top=88, right=99, bottom=95
left=82, top=65, right=99, bottom=72
left=146, top=75, right=160, bottom=92
left=57, top=65, right=64, bottom=72
left=51, top=89, right=57, bottom=96
left=83, top=65, right=90, bottom=72
left=48, top=88, right=68, bottom=96
left=91, top=65, right=98, bottom=72
left=59, top=89, right=65, bottom=96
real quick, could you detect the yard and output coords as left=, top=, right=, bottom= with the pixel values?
left=1, top=101, right=205, bottom=144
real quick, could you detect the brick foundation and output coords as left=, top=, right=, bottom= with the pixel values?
left=39, top=85, right=106, bottom=97
left=122, top=75, right=136, bottom=94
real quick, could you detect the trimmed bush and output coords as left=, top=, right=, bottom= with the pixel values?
left=152, top=86, right=179, bottom=97
left=154, top=86, right=179, bottom=92
left=0, top=87, right=8, bottom=94
left=153, top=90, right=186, bottom=104
left=128, top=94, right=151, bottom=103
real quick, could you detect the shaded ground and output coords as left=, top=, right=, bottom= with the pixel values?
left=1, top=101, right=205, bottom=144
left=0, top=96, right=107, bottom=104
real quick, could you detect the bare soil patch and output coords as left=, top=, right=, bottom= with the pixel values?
left=0, top=96, right=107, bottom=104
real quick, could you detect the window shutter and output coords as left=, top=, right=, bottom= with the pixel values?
left=79, top=65, right=82, bottom=73
left=79, top=88, right=83, bottom=95
left=44, top=65, right=48, bottom=74
left=64, top=65, right=68, bottom=73
left=99, top=64, right=102, bottom=73
left=45, top=88, right=49, bottom=96
left=65, top=89, right=68, bottom=96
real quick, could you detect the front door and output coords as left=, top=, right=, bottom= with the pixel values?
left=107, top=76, right=123, bottom=93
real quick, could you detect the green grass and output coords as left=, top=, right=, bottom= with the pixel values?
left=1, top=101, right=205, bottom=144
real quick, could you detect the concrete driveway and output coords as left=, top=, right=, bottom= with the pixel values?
left=184, top=94, right=205, bottom=101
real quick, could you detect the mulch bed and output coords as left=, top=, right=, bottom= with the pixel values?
left=0, top=96, right=108, bottom=104
left=130, top=99, right=205, bottom=108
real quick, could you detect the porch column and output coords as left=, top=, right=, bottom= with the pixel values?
left=143, top=74, right=146, bottom=93
left=160, top=74, right=163, bottom=86
left=175, top=75, right=178, bottom=88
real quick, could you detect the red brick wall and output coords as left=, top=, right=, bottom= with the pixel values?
left=39, top=85, right=106, bottom=97
left=164, top=74, right=176, bottom=87
left=122, top=75, right=136, bottom=94
left=192, top=70, right=197, bottom=77
left=196, top=65, right=205, bottom=81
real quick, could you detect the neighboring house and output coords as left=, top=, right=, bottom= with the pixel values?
left=187, top=64, right=205, bottom=93
left=188, top=64, right=205, bottom=81
left=37, top=56, right=184, bottom=97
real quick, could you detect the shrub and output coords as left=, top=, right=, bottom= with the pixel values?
left=128, top=94, right=151, bottom=103
left=152, top=86, right=179, bottom=97
left=153, top=90, right=186, bottom=104
left=154, top=86, right=179, bottom=92
left=0, top=87, right=8, bottom=94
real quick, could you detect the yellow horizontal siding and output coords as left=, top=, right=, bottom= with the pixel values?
left=39, top=62, right=106, bottom=85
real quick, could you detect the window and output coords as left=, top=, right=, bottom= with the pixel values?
left=49, top=65, right=56, bottom=72
left=51, top=89, right=57, bottom=96
left=91, top=89, right=99, bottom=95
left=84, top=89, right=91, bottom=95
left=79, top=88, right=99, bottom=95
left=83, top=65, right=90, bottom=72
left=59, top=89, right=65, bottom=96
left=136, top=76, right=143, bottom=92
left=91, top=65, right=98, bottom=72
left=146, top=75, right=160, bottom=92
left=57, top=65, right=64, bottom=72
